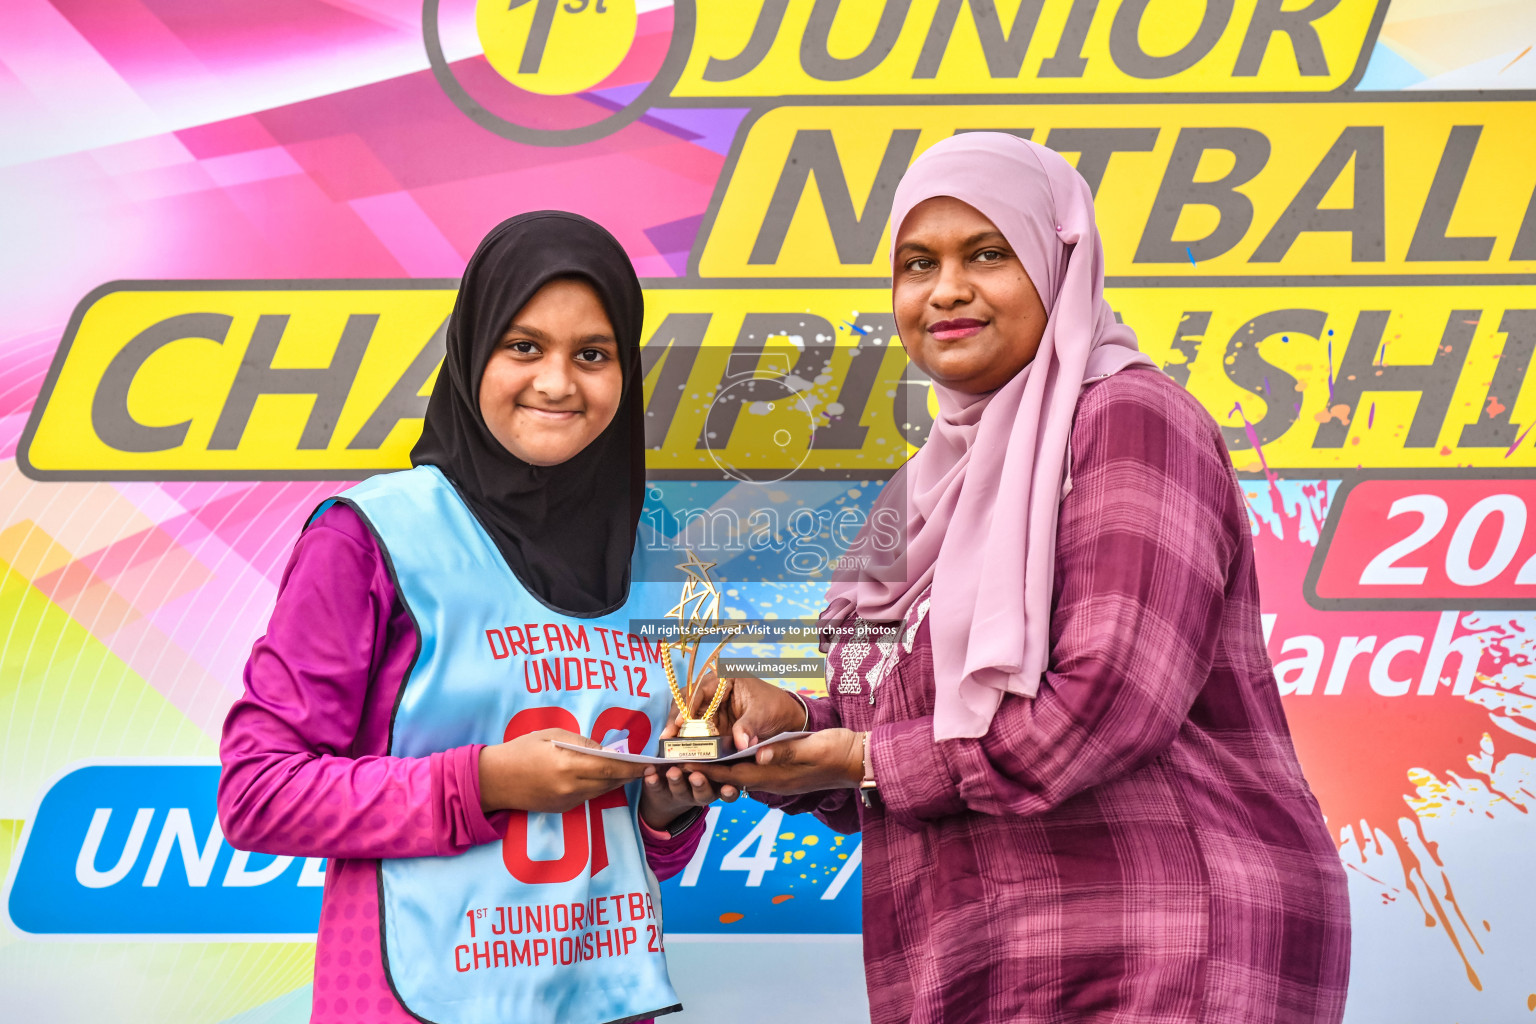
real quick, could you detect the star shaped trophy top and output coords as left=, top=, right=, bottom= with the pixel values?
left=659, top=550, right=738, bottom=760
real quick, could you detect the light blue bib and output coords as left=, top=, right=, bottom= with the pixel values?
left=319, top=465, right=681, bottom=1024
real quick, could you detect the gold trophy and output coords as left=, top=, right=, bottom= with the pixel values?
left=658, top=551, right=739, bottom=760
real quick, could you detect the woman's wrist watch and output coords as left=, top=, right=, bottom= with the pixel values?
left=859, top=731, right=881, bottom=809
left=664, top=805, right=705, bottom=837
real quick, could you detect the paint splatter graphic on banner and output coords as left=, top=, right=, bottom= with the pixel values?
left=1246, top=478, right=1536, bottom=994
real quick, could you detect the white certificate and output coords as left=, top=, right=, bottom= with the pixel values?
left=552, top=732, right=812, bottom=765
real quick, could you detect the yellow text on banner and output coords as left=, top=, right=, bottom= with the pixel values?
left=19, top=283, right=1536, bottom=478
left=697, top=100, right=1536, bottom=281
left=673, top=0, right=1383, bottom=96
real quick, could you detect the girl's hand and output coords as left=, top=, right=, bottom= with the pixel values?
left=637, top=708, right=743, bottom=830
left=695, top=729, right=865, bottom=796
left=639, top=764, right=741, bottom=831
left=689, top=671, right=810, bottom=751
left=478, top=729, right=647, bottom=814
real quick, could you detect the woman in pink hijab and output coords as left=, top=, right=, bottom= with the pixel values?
left=699, top=133, right=1349, bottom=1023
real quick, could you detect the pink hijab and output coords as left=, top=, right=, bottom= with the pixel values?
left=822, top=132, right=1156, bottom=740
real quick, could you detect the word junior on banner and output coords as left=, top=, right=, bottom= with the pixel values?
left=456, top=892, right=661, bottom=973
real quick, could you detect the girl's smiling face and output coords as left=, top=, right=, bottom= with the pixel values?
left=893, top=196, right=1048, bottom=394
left=477, top=276, right=623, bottom=466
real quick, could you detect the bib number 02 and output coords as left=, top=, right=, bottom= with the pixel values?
left=500, top=706, right=651, bottom=884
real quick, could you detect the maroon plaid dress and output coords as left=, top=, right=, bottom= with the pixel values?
left=764, top=370, right=1350, bottom=1024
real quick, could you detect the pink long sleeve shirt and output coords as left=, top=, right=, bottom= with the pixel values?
left=218, top=504, right=703, bottom=1024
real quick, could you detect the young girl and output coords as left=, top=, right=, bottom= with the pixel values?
left=219, top=212, right=731, bottom=1024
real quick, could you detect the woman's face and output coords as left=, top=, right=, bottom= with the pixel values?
left=478, top=277, right=623, bottom=466
left=893, top=196, right=1047, bottom=394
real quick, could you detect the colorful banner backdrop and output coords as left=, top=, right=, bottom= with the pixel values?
left=3, top=1, right=1535, bottom=1021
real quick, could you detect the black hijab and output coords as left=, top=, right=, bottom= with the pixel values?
left=411, top=212, right=646, bottom=616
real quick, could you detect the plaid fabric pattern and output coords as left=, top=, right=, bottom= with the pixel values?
left=765, top=370, right=1350, bottom=1024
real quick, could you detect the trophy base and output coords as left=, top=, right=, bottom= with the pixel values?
left=661, top=735, right=724, bottom=761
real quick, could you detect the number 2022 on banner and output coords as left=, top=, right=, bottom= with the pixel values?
left=1308, top=479, right=1536, bottom=609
